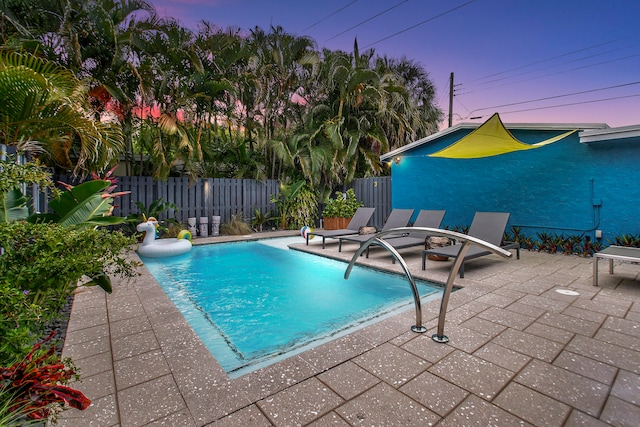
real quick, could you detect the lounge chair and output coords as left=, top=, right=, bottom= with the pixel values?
left=422, top=211, right=514, bottom=278
left=365, top=209, right=446, bottom=258
left=307, top=207, right=375, bottom=249
left=337, top=209, right=414, bottom=252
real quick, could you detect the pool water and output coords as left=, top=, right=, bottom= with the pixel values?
left=141, top=237, right=443, bottom=377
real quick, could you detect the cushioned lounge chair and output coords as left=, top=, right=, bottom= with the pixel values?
left=365, top=209, right=446, bottom=258
left=307, top=207, right=375, bottom=249
left=422, top=211, right=515, bottom=278
left=337, top=209, right=414, bottom=252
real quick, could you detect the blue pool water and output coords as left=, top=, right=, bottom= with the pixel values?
left=141, top=237, right=442, bottom=377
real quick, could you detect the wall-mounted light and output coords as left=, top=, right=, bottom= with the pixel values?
left=394, top=157, right=401, bottom=165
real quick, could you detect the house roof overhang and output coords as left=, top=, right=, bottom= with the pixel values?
left=381, top=121, right=610, bottom=161
left=579, top=124, right=640, bottom=144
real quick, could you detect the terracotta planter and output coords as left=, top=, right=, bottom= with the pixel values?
left=324, top=217, right=351, bottom=230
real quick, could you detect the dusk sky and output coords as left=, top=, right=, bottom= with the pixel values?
left=147, top=0, right=640, bottom=129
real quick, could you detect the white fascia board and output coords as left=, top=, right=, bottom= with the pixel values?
left=380, top=123, right=475, bottom=161
left=381, top=122, right=610, bottom=160
left=580, top=124, right=640, bottom=144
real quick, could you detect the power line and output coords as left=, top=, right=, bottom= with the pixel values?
left=325, top=0, right=409, bottom=42
left=470, top=81, right=640, bottom=113
left=471, top=43, right=636, bottom=90
left=454, top=96, right=472, bottom=115
left=363, top=0, right=476, bottom=49
left=467, top=37, right=629, bottom=84
left=475, top=52, right=640, bottom=93
left=436, top=75, right=452, bottom=110
left=302, top=0, right=359, bottom=32
left=499, top=93, right=640, bottom=115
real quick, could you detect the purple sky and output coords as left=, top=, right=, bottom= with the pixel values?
left=147, top=0, right=640, bottom=129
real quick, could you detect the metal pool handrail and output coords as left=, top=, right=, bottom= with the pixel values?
left=344, top=227, right=512, bottom=343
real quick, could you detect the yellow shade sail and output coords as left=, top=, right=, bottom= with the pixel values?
left=429, top=113, right=578, bottom=159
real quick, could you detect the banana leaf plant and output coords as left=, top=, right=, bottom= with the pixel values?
left=0, top=188, right=29, bottom=222
left=270, top=180, right=305, bottom=229
left=27, top=180, right=127, bottom=229
left=0, top=157, right=58, bottom=223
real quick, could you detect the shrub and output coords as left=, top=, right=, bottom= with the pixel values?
left=269, top=181, right=319, bottom=230
left=322, top=188, right=362, bottom=218
left=0, top=221, right=138, bottom=360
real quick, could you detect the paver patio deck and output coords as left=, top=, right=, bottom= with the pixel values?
left=58, top=231, right=640, bottom=426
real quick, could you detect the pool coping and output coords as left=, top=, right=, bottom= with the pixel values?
left=58, top=231, right=640, bottom=426
left=142, top=235, right=446, bottom=378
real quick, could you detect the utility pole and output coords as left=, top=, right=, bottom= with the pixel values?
left=448, top=72, right=454, bottom=127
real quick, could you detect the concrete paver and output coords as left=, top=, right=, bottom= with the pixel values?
left=493, top=382, right=571, bottom=427
left=58, top=232, right=640, bottom=426
left=335, top=382, right=440, bottom=426
left=317, top=361, right=380, bottom=400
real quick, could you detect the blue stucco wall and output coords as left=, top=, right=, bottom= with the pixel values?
left=391, top=129, right=640, bottom=243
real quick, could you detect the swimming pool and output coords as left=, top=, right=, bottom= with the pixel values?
left=141, top=236, right=443, bottom=377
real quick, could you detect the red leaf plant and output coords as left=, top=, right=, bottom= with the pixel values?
left=0, top=332, right=91, bottom=420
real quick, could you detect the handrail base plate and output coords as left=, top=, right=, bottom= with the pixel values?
left=432, top=334, right=450, bottom=343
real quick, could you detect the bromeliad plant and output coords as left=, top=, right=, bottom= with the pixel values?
left=610, top=233, right=640, bottom=248
left=252, top=208, right=273, bottom=232
left=0, top=333, right=91, bottom=423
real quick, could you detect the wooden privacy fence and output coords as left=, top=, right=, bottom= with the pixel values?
left=4, top=143, right=391, bottom=229
left=37, top=175, right=392, bottom=231
left=51, top=176, right=281, bottom=227
left=349, top=177, right=392, bottom=229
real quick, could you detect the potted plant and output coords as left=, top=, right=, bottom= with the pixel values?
left=322, top=189, right=363, bottom=230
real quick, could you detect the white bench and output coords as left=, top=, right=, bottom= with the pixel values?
left=593, top=245, right=640, bottom=286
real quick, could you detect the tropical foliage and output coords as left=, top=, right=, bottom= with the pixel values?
left=322, top=188, right=363, bottom=218
left=0, top=220, right=138, bottom=359
left=0, top=333, right=91, bottom=423
left=125, top=197, right=180, bottom=236
left=0, top=157, right=60, bottom=223
left=0, top=0, right=442, bottom=191
left=504, top=227, right=603, bottom=257
left=0, top=50, right=124, bottom=175
left=0, top=160, right=137, bottom=422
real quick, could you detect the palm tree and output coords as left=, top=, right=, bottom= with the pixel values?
left=375, top=55, right=442, bottom=149
left=1, top=1, right=443, bottom=185
left=78, top=0, right=161, bottom=176
left=274, top=104, right=341, bottom=192
left=0, top=50, right=123, bottom=174
left=308, top=43, right=391, bottom=186
left=245, top=26, right=319, bottom=178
